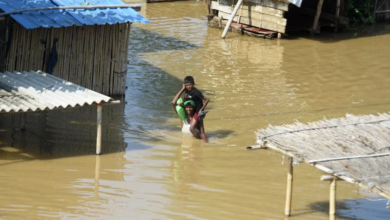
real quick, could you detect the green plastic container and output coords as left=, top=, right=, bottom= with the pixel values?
left=176, top=98, right=187, bottom=122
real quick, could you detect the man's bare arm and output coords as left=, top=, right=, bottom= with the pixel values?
left=199, top=96, right=209, bottom=114
left=172, top=84, right=186, bottom=113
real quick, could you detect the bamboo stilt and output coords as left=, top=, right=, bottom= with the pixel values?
left=312, top=0, right=324, bottom=34
left=285, top=157, right=293, bottom=216
left=335, top=0, right=341, bottom=32
left=96, top=103, right=102, bottom=155
left=329, top=178, right=337, bottom=215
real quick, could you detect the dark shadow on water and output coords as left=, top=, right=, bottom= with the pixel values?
left=284, top=21, right=390, bottom=43
left=306, top=197, right=390, bottom=220
left=0, top=103, right=152, bottom=162
left=0, top=19, right=214, bottom=162
left=0, top=24, right=206, bottom=162
left=206, top=130, right=233, bottom=139
left=129, top=26, right=201, bottom=54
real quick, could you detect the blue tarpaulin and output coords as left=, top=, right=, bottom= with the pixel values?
left=0, top=0, right=149, bottom=29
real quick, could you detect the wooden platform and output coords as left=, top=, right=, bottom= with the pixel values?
left=253, top=113, right=390, bottom=200
left=209, top=16, right=277, bottom=39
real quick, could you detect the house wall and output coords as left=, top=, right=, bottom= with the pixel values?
left=375, top=0, right=390, bottom=21
left=210, top=0, right=288, bottom=34
left=3, top=22, right=131, bottom=95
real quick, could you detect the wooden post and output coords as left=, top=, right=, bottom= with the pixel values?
left=329, top=178, right=337, bottom=215
left=96, top=103, right=102, bottom=155
left=277, top=33, right=282, bottom=39
left=312, top=0, right=324, bottom=34
left=285, top=157, right=293, bottom=216
left=335, top=0, right=341, bottom=32
left=221, top=0, right=243, bottom=39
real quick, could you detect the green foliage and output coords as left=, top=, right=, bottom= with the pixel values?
left=345, top=0, right=375, bottom=26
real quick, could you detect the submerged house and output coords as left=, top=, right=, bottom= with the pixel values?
left=0, top=0, right=149, bottom=95
left=209, top=0, right=349, bottom=38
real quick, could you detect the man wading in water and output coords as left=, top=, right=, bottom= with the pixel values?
left=172, top=84, right=208, bottom=143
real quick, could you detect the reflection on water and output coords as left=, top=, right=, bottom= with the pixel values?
left=1, top=1, right=390, bottom=219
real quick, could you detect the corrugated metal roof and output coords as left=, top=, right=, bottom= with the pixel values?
left=0, top=70, right=115, bottom=113
left=0, top=0, right=149, bottom=29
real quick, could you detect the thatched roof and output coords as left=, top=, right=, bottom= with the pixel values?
left=255, top=113, right=390, bottom=199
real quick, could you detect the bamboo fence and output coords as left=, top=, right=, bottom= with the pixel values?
left=3, top=22, right=132, bottom=95
left=255, top=113, right=390, bottom=199
left=0, top=17, right=9, bottom=72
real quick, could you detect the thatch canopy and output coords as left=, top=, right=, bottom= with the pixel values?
left=256, top=113, right=390, bottom=199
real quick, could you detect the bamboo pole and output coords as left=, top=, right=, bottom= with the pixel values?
left=109, top=24, right=117, bottom=95
left=321, top=175, right=344, bottom=181
left=29, top=29, right=36, bottom=71
left=285, top=157, right=293, bottom=216
left=57, top=27, right=65, bottom=78
left=77, top=26, right=84, bottom=86
left=123, top=23, right=131, bottom=94
left=16, top=24, right=24, bottom=71
left=105, top=24, right=112, bottom=95
left=115, top=24, right=123, bottom=95
left=92, top=25, right=98, bottom=91
left=329, top=178, right=337, bottom=215
left=87, top=26, right=94, bottom=90
left=335, top=0, right=341, bottom=32
left=221, top=0, right=243, bottom=39
left=71, top=26, right=78, bottom=83
left=98, top=25, right=104, bottom=93
left=312, top=0, right=324, bottom=34
left=96, top=103, right=102, bottom=155
left=308, top=152, right=390, bottom=163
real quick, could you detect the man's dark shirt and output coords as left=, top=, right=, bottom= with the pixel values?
left=184, top=87, right=204, bottom=113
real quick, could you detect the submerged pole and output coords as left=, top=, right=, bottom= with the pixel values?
left=329, top=178, right=337, bottom=215
left=221, top=0, right=243, bottom=39
left=285, top=157, right=293, bottom=216
left=96, top=103, right=102, bottom=155
left=94, top=155, right=101, bottom=199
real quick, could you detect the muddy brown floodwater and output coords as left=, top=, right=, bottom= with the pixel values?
left=1, top=1, right=390, bottom=219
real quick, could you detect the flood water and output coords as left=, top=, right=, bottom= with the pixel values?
left=1, top=1, right=390, bottom=219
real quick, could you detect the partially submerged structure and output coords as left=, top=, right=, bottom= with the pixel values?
left=249, top=113, right=390, bottom=216
left=0, top=70, right=119, bottom=154
left=0, top=0, right=149, bottom=95
left=209, top=0, right=349, bottom=38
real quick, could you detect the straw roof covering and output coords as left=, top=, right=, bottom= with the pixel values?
left=256, top=113, right=390, bottom=199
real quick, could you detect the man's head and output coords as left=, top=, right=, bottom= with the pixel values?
left=184, top=76, right=195, bottom=92
left=184, top=100, right=195, bottom=115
